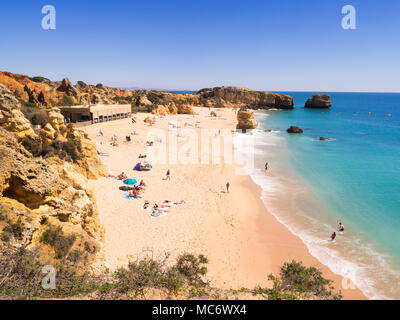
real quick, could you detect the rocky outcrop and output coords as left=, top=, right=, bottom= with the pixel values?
left=0, top=84, right=37, bottom=139
left=236, top=109, right=258, bottom=131
left=0, top=129, right=104, bottom=268
left=57, top=78, right=79, bottom=98
left=1, top=71, right=296, bottom=115
left=198, top=87, right=294, bottom=110
left=287, top=126, right=303, bottom=133
left=0, top=87, right=107, bottom=271
left=38, top=107, right=108, bottom=179
left=305, top=94, right=332, bottom=108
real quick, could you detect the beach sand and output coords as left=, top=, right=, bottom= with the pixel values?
left=84, top=107, right=365, bottom=299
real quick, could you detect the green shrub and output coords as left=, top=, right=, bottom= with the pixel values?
left=3, top=218, right=25, bottom=240
left=253, top=260, right=342, bottom=300
left=29, top=76, right=50, bottom=83
left=68, top=249, right=84, bottom=263
left=176, top=253, right=208, bottom=286
left=21, top=137, right=43, bottom=157
left=40, top=225, right=76, bottom=259
left=1, top=231, right=11, bottom=242
left=20, top=102, right=48, bottom=127
left=41, top=139, right=82, bottom=162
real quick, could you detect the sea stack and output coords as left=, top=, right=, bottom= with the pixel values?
left=236, top=108, right=258, bottom=132
left=304, top=94, right=332, bottom=108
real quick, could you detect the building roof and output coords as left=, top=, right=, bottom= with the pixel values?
left=60, top=104, right=131, bottom=112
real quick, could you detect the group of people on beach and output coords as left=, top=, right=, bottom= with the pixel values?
left=128, top=180, right=146, bottom=199
left=330, top=222, right=345, bottom=241
left=150, top=200, right=185, bottom=218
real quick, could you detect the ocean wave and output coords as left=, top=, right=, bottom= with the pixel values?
left=234, top=133, right=400, bottom=300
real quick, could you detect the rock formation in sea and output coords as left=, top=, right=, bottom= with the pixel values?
left=286, top=126, right=303, bottom=133
left=304, top=94, right=332, bottom=108
left=236, top=108, right=258, bottom=131
left=0, top=84, right=107, bottom=273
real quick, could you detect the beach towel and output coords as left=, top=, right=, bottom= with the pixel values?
left=150, top=211, right=167, bottom=219
left=124, top=192, right=137, bottom=199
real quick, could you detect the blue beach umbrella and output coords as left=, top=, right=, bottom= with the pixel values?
left=123, top=179, right=137, bottom=185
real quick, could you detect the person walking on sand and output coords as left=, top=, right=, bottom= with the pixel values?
left=330, top=232, right=336, bottom=241
left=265, top=162, right=268, bottom=171
left=166, top=169, right=170, bottom=180
left=226, top=182, right=230, bottom=193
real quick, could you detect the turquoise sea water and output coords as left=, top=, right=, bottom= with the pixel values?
left=240, top=92, right=400, bottom=299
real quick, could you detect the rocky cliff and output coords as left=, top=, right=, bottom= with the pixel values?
left=0, top=71, right=197, bottom=114
left=198, top=86, right=294, bottom=109
left=0, top=71, right=296, bottom=116
left=0, top=84, right=107, bottom=272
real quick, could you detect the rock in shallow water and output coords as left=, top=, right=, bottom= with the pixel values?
left=286, top=126, right=303, bottom=134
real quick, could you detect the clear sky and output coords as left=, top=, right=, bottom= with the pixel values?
left=0, top=0, right=399, bottom=92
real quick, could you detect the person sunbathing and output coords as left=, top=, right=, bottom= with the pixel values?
left=97, top=150, right=109, bottom=156
left=129, top=190, right=141, bottom=198
left=139, top=154, right=147, bottom=159
left=143, top=200, right=150, bottom=210
left=151, top=210, right=160, bottom=217
left=117, top=172, right=128, bottom=180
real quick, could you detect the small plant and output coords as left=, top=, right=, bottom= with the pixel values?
left=115, top=258, right=185, bottom=297
left=21, top=137, right=43, bottom=157
left=1, top=231, right=11, bottom=242
left=253, top=260, right=342, bottom=300
left=40, top=225, right=76, bottom=259
left=176, top=253, right=208, bottom=286
left=3, top=218, right=25, bottom=240
left=41, top=139, right=83, bottom=162
left=29, top=76, right=50, bottom=83
left=68, top=249, right=84, bottom=263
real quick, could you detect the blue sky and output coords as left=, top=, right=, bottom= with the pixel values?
left=0, top=0, right=399, bottom=92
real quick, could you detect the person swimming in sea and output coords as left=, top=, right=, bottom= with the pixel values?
left=338, top=222, right=344, bottom=232
left=330, top=232, right=337, bottom=241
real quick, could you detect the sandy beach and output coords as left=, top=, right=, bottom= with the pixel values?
left=84, top=107, right=365, bottom=299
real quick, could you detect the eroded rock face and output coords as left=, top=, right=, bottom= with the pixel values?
left=57, top=78, right=79, bottom=98
left=236, top=109, right=258, bottom=130
left=0, top=84, right=37, bottom=139
left=0, top=71, right=297, bottom=116
left=0, top=80, right=109, bottom=271
left=305, top=94, right=332, bottom=108
left=198, top=87, right=294, bottom=110
left=0, top=128, right=104, bottom=269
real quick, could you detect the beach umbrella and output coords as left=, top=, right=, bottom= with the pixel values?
left=123, top=179, right=137, bottom=185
